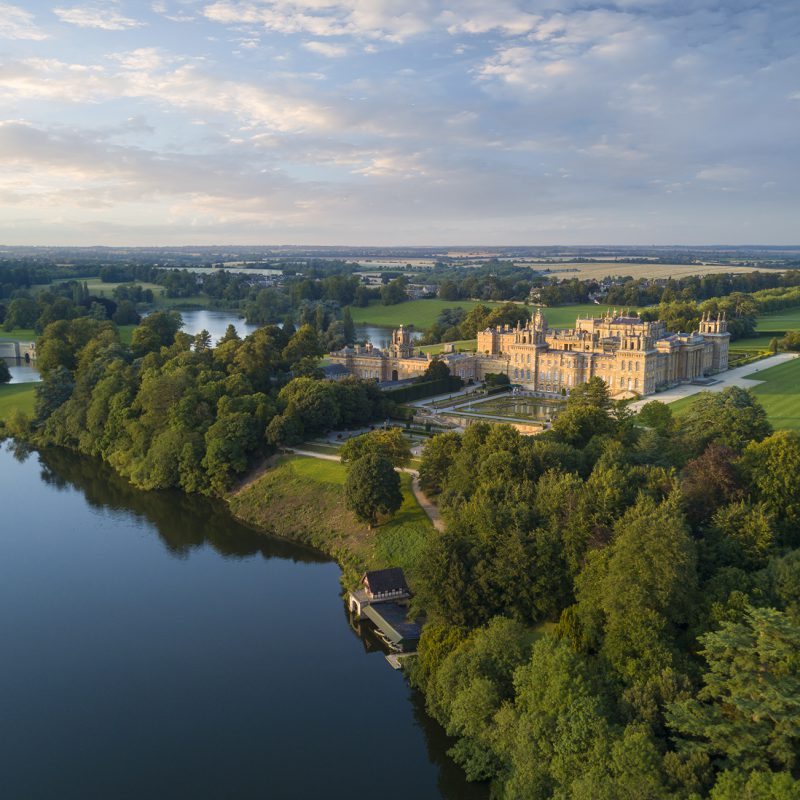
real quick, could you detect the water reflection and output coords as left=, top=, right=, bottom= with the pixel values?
left=2, top=358, right=40, bottom=384
left=0, top=444, right=488, bottom=800
left=36, top=447, right=328, bottom=563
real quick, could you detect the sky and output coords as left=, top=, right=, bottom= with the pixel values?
left=0, top=0, right=798, bottom=246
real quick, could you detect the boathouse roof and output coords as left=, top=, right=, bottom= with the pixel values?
left=363, top=567, right=410, bottom=595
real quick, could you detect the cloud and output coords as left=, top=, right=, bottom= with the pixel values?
left=54, top=3, right=145, bottom=30
left=303, top=40, right=348, bottom=58
left=0, top=54, right=337, bottom=133
left=696, top=165, right=749, bottom=182
left=0, top=3, right=48, bottom=40
left=202, top=0, right=432, bottom=42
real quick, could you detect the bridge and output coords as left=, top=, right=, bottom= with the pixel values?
left=0, top=340, right=36, bottom=362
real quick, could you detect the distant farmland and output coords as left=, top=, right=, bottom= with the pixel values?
left=528, top=262, right=775, bottom=281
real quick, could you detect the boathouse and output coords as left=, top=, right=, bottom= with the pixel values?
left=348, top=568, right=420, bottom=652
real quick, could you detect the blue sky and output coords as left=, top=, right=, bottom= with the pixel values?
left=0, top=0, right=798, bottom=245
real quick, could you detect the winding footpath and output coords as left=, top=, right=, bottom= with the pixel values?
left=286, top=447, right=445, bottom=532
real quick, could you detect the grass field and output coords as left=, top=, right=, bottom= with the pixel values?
left=229, top=455, right=434, bottom=585
left=348, top=299, right=644, bottom=332
left=540, top=303, right=644, bottom=327
left=535, top=262, right=767, bottom=281
left=419, top=339, right=477, bottom=354
left=349, top=299, right=511, bottom=329
left=755, top=307, right=800, bottom=334
left=0, top=382, right=36, bottom=421
left=0, top=328, right=36, bottom=341
left=670, top=357, right=800, bottom=431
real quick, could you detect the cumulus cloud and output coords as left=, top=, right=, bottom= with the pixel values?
left=0, top=3, right=48, bottom=40
left=54, top=3, right=145, bottom=30
left=0, top=53, right=337, bottom=133
left=303, top=40, right=348, bottom=58
left=202, top=0, right=432, bottom=42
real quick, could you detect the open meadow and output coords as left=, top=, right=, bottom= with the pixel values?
left=755, top=307, right=800, bottom=335
left=349, top=298, right=510, bottom=329
left=229, top=454, right=433, bottom=582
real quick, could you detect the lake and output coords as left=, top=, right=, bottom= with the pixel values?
left=176, top=309, right=417, bottom=350
left=0, top=445, right=486, bottom=800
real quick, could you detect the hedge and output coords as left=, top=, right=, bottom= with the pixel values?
left=382, top=375, right=463, bottom=403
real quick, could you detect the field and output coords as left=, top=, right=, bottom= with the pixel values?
left=669, top=357, right=800, bottom=431
left=349, top=299, right=511, bottom=329
left=755, top=308, right=800, bottom=335
left=0, top=382, right=36, bottom=421
left=538, top=303, right=643, bottom=327
left=529, top=262, right=771, bottom=281
left=0, top=328, right=36, bottom=341
left=229, top=455, right=434, bottom=585
left=419, top=339, right=477, bottom=354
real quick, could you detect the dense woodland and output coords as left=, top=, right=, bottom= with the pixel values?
left=410, top=381, right=800, bottom=798
left=4, top=312, right=386, bottom=495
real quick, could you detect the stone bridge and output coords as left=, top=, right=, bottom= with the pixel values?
left=0, top=340, right=36, bottom=362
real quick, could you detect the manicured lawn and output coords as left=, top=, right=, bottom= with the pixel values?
left=538, top=303, right=643, bottom=328
left=745, top=359, right=800, bottom=430
left=419, top=339, right=477, bottom=354
left=286, top=453, right=347, bottom=484
left=730, top=335, right=775, bottom=352
left=756, top=307, right=800, bottom=334
left=348, top=299, right=637, bottom=334
left=670, top=358, right=800, bottom=431
left=0, top=382, right=36, bottom=421
left=349, top=299, right=511, bottom=329
left=0, top=328, right=36, bottom=341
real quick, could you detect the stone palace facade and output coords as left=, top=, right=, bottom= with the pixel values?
left=329, top=311, right=730, bottom=398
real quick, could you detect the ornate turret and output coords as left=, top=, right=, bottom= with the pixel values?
left=699, top=311, right=728, bottom=335
left=390, top=325, right=414, bottom=358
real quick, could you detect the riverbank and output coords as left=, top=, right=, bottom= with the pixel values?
left=228, top=455, right=435, bottom=588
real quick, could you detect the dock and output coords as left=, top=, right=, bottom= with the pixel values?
left=386, top=652, right=417, bottom=670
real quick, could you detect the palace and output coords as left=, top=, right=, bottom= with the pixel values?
left=328, top=311, right=730, bottom=398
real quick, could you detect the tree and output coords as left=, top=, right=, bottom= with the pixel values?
left=3, top=297, right=37, bottom=330
left=342, top=306, right=355, bottom=344
left=668, top=606, right=800, bottom=773
left=339, top=428, right=412, bottom=468
left=569, top=376, right=612, bottom=409
left=112, top=299, right=140, bottom=325
left=344, top=453, right=402, bottom=527
left=574, top=495, right=697, bottom=685
left=282, top=323, right=323, bottom=363
left=380, top=276, right=408, bottom=305
left=680, top=443, right=743, bottom=526
left=779, top=331, right=800, bottom=351
left=740, top=431, right=800, bottom=539
left=638, top=400, right=674, bottom=434
left=0, top=359, right=10, bottom=384
left=420, top=358, right=450, bottom=382
left=419, top=431, right=462, bottom=495
left=679, top=387, right=772, bottom=457
left=710, top=769, right=799, bottom=800
left=131, top=311, right=183, bottom=355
